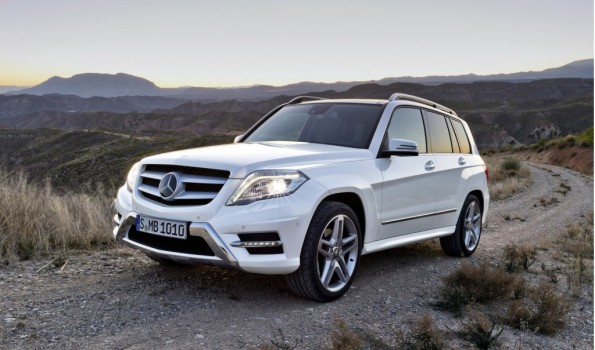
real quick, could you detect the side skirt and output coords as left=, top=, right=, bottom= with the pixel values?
left=362, top=226, right=456, bottom=255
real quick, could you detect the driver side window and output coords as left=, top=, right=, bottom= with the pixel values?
left=387, top=107, right=427, bottom=153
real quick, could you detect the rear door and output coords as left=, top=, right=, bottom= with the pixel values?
left=423, top=111, right=468, bottom=229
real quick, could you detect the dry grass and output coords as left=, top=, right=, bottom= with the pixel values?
left=485, top=158, right=531, bottom=200
left=0, top=170, right=114, bottom=260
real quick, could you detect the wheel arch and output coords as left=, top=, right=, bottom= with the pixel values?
left=468, top=189, right=484, bottom=213
left=320, top=192, right=367, bottom=241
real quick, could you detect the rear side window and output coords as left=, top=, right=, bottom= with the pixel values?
left=425, top=111, right=452, bottom=153
left=451, top=119, right=472, bottom=154
left=446, top=118, right=460, bottom=153
left=387, top=107, right=427, bottom=153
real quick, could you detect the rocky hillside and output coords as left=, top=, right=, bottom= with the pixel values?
left=0, top=78, right=591, bottom=149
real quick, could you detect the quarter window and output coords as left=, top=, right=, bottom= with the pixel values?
left=387, top=108, right=427, bottom=153
left=425, top=111, right=453, bottom=153
left=451, top=119, right=472, bottom=154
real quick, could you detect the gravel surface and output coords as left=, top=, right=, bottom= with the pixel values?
left=1, top=162, right=593, bottom=349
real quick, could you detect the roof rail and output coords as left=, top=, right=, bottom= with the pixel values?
left=388, top=93, right=457, bottom=116
left=287, top=96, right=327, bottom=104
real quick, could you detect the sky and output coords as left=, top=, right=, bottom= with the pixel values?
left=1, top=0, right=593, bottom=88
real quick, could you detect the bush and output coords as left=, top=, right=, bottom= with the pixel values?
left=501, top=158, right=521, bottom=172
left=507, top=284, right=570, bottom=334
left=441, top=263, right=525, bottom=311
left=411, top=315, right=445, bottom=350
left=503, top=244, right=537, bottom=272
left=459, top=308, right=504, bottom=350
left=327, top=319, right=363, bottom=350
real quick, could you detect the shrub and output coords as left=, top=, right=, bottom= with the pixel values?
left=459, top=308, right=504, bottom=350
left=411, top=315, right=445, bottom=350
left=502, top=244, right=537, bottom=272
left=501, top=158, right=521, bottom=172
left=507, top=284, right=570, bottom=334
left=441, top=263, right=525, bottom=311
left=327, top=319, right=363, bottom=350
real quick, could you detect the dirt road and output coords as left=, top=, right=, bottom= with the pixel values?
left=1, top=162, right=593, bottom=349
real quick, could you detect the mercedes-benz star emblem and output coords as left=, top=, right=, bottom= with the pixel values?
left=159, top=172, right=182, bottom=200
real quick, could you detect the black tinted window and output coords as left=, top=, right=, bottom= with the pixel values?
left=451, top=119, right=472, bottom=154
left=426, top=111, right=453, bottom=153
left=387, top=107, right=426, bottom=153
left=245, top=103, right=384, bottom=148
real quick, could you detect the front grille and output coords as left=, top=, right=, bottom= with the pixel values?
left=128, top=227, right=215, bottom=256
left=145, top=164, right=229, bottom=178
left=138, top=164, right=230, bottom=207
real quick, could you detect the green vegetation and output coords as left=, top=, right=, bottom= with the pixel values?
left=537, top=127, right=594, bottom=150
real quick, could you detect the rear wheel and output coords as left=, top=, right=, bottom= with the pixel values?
left=440, top=194, right=482, bottom=257
left=286, top=201, right=362, bottom=302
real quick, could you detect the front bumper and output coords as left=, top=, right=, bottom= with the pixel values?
left=113, top=178, right=328, bottom=274
left=114, top=214, right=239, bottom=268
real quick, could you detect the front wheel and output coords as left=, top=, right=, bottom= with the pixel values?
left=286, top=201, right=362, bottom=302
left=440, top=194, right=482, bottom=257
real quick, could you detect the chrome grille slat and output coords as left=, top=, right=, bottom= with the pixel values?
left=179, top=174, right=227, bottom=185
left=138, top=164, right=229, bottom=206
left=175, top=191, right=218, bottom=200
left=142, top=171, right=165, bottom=180
left=138, top=184, right=161, bottom=197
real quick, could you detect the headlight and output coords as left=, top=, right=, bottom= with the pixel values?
left=227, top=170, right=309, bottom=206
left=126, top=162, right=141, bottom=192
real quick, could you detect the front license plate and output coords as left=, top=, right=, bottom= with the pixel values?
left=136, top=215, right=188, bottom=240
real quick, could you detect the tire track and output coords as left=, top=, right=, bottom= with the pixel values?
left=483, top=162, right=593, bottom=249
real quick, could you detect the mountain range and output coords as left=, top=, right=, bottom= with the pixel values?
left=0, top=78, right=592, bottom=149
left=3, top=59, right=593, bottom=100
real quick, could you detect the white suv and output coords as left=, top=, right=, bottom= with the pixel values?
left=113, top=93, right=489, bottom=302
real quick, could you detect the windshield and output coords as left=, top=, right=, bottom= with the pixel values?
left=244, top=103, right=385, bottom=148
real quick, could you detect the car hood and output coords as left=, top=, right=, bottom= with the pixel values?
left=141, top=141, right=374, bottom=179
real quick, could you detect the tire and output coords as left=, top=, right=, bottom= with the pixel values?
left=286, top=201, right=362, bottom=302
left=440, top=194, right=482, bottom=257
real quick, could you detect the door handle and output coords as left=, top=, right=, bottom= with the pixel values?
left=425, top=161, right=435, bottom=171
left=458, top=157, right=466, bottom=166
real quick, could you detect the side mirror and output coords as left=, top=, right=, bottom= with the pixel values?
left=383, top=138, right=419, bottom=156
left=234, top=135, right=244, bottom=143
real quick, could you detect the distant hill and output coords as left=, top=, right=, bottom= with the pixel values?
left=11, top=73, right=161, bottom=98
left=0, top=85, right=27, bottom=94
left=4, top=59, right=593, bottom=100
left=0, top=78, right=592, bottom=149
left=0, top=94, right=185, bottom=118
left=377, top=59, right=594, bottom=85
